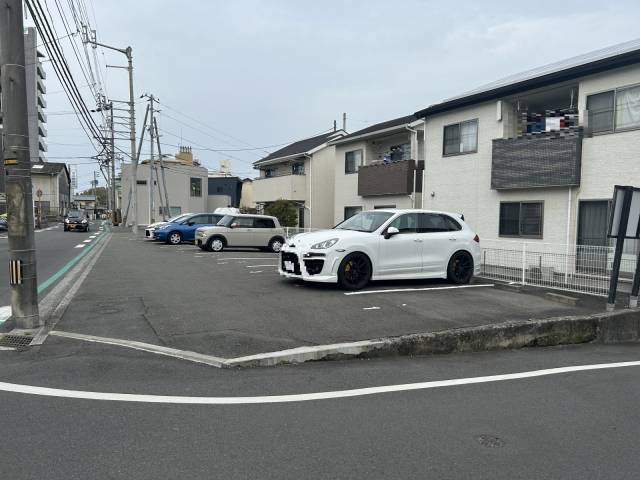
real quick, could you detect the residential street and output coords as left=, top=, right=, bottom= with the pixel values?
left=1, top=340, right=639, bottom=479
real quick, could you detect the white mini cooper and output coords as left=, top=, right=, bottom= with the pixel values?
left=279, top=209, right=481, bottom=290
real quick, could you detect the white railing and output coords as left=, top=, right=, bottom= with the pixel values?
left=479, top=239, right=638, bottom=297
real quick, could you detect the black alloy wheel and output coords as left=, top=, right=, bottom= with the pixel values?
left=447, top=251, right=474, bottom=284
left=337, top=253, right=372, bottom=290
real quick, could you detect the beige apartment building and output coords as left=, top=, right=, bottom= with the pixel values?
left=252, top=130, right=345, bottom=228
left=331, top=115, right=425, bottom=224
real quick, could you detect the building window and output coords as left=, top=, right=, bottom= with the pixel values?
left=499, top=202, right=543, bottom=238
left=587, top=84, right=640, bottom=134
left=443, top=119, right=478, bottom=156
left=344, top=206, right=362, bottom=220
left=264, top=168, right=275, bottom=178
left=291, top=163, right=305, bottom=175
left=136, top=180, right=147, bottom=185
left=345, top=150, right=363, bottom=174
left=216, top=186, right=223, bottom=193
left=190, top=177, right=202, bottom=197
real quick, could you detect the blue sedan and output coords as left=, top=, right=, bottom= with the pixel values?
left=153, top=213, right=224, bottom=245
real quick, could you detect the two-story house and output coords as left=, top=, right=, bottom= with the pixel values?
left=331, top=115, right=425, bottom=224
left=252, top=130, right=345, bottom=228
left=415, top=38, right=640, bottom=266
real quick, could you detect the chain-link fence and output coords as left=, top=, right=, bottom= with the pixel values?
left=480, top=239, right=638, bottom=296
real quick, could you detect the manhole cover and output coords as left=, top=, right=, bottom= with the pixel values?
left=475, top=434, right=505, bottom=448
left=0, top=334, right=33, bottom=350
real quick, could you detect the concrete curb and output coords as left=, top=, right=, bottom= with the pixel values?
left=44, top=308, right=640, bottom=369
left=226, top=308, right=640, bottom=367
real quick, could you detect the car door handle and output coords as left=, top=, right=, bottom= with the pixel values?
left=449, top=238, right=456, bottom=241
left=414, top=239, right=423, bottom=243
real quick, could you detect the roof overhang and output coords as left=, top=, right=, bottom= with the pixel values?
left=329, top=124, right=414, bottom=145
left=253, top=152, right=311, bottom=168
left=415, top=47, right=640, bottom=118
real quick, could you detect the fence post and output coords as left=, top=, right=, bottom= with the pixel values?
left=564, top=242, right=570, bottom=286
left=521, top=242, right=527, bottom=286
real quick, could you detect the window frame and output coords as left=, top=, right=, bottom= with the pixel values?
left=343, top=205, right=363, bottom=220
left=442, top=119, right=479, bottom=157
left=344, top=149, right=363, bottom=174
left=189, top=177, right=202, bottom=197
left=499, top=201, right=544, bottom=239
left=586, top=82, right=640, bottom=136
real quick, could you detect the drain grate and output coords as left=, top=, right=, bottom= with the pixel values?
left=0, top=334, right=34, bottom=350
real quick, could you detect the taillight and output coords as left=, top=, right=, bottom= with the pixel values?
left=473, top=234, right=480, bottom=243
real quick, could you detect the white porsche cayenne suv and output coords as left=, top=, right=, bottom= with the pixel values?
left=279, top=209, right=481, bottom=290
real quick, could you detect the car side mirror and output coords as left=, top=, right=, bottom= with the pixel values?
left=231, top=223, right=239, bottom=229
left=187, top=221, right=195, bottom=226
left=384, top=226, right=399, bottom=239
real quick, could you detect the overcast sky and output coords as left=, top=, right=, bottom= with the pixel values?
left=37, top=0, right=640, bottom=191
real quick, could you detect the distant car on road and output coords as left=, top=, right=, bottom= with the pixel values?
left=195, top=214, right=286, bottom=252
left=0, top=216, right=7, bottom=231
left=279, top=209, right=481, bottom=290
left=153, top=213, right=224, bottom=245
left=145, top=213, right=192, bottom=239
left=64, top=210, right=90, bottom=232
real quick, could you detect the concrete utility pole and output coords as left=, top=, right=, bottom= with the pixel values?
left=109, top=102, right=117, bottom=224
left=0, top=0, right=40, bottom=328
left=84, top=35, right=136, bottom=232
left=154, top=118, right=170, bottom=221
left=148, top=94, right=155, bottom=224
left=93, top=171, right=98, bottom=217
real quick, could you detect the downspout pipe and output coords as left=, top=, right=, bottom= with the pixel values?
left=406, top=126, right=419, bottom=208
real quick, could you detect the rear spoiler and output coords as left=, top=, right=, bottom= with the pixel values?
left=454, top=212, right=465, bottom=221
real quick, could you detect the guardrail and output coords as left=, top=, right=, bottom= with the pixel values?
left=479, top=239, right=638, bottom=296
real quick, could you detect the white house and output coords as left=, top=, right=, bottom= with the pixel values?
left=252, top=130, right=346, bottom=228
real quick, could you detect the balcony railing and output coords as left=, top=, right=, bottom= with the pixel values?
left=491, top=127, right=583, bottom=190
left=357, top=159, right=424, bottom=197
left=253, top=173, right=306, bottom=203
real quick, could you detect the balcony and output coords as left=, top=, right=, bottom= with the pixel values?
left=357, top=159, right=423, bottom=197
left=253, top=173, right=306, bottom=203
left=37, top=77, right=46, bottom=94
left=37, top=106, right=47, bottom=123
left=37, top=94, right=46, bottom=109
left=491, top=127, right=583, bottom=190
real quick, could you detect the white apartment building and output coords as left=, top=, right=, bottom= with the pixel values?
left=331, top=115, right=425, bottom=224
left=252, top=130, right=345, bottom=228
left=415, top=38, right=640, bottom=264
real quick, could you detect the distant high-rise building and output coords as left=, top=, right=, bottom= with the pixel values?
left=23, top=26, right=47, bottom=163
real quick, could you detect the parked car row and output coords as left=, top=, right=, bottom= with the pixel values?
left=144, top=208, right=481, bottom=291
left=145, top=212, right=287, bottom=253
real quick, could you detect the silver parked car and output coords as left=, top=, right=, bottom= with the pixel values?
left=195, top=214, right=286, bottom=252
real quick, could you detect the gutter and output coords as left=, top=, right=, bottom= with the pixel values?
left=329, top=123, right=415, bottom=146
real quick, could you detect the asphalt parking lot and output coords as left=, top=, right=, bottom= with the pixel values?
left=54, top=229, right=604, bottom=358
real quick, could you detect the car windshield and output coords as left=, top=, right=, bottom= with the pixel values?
left=68, top=210, right=84, bottom=218
left=334, top=211, right=394, bottom=232
left=218, top=215, right=235, bottom=227
left=167, top=214, right=188, bottom=223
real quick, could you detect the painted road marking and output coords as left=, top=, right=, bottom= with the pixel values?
left=0, top=360, right=639, bottom=404
left=363, top=306, right=381, bottom=310
left=0, top=305, right=11, bottom=325
left=74, top=244, right=86, bottom=248
left=249, top=270, right=263, bottom=274
left=213, top=257, right=277, bottom=260
left=83, top=239, right=92, bottom=243
left=344, top=284, right=495, bottom=296
left=245, top=264, right=278, bottom=268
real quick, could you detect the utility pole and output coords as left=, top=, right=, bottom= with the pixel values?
left=148, top=94, right=155, bottom=224
left=154, top=118, right=170, bottom=220
left=83, top=34, right=136, bottom=232
left=108, top=102, right=117, bottom=225
left=93, top=171, right=98, bottom=218
left=0, top=0, right=40, bottom=328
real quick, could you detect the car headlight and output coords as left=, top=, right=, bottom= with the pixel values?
left=311, top=238, right=339, bottom=249
left=64, top=218, right=69, bottom=223
left=82, top=219, right=87, bottom=224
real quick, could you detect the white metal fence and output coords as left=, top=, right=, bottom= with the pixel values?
left=480, top=239, right=638, bottom=297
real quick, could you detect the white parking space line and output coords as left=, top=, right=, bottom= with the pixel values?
left=217, top=262, right=228, bottom=265
left=83, top=239, right=92, bottom=243
left=245, top=264, right=278, bottom=268
left=2, top=360, right=640, bottom=404
left=213, top=257, right=278, bottom=260
left=362, top=306, right=381, bottom=311
left=89, top=235, right=97, bottom=239
left=344, top=284, right=495, bottom=296
left=249, top=270, right=263, bottom=274
left=74, top=244, right=86, bottom=248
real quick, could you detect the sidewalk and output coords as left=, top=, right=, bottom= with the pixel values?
left=46, top=229, right=637, bottom=365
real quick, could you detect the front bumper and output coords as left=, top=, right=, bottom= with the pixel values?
left=145, top=228, right=155, bottom=239
left=66, top=222, right=88, bottom=230
left=279, top=245, right=340, bottom=283
left=153, top=230, right=169, bottom=241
